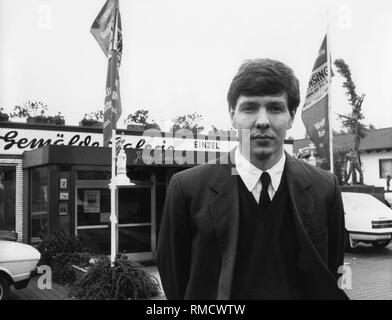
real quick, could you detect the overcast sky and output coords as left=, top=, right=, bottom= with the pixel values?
left=1, top=0, right=391, bottom=139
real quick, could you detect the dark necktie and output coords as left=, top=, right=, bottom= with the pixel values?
left=259, top=172, right=271, bottom=210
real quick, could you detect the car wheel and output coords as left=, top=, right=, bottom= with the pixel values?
left=0, top=275, right=11, bottom=300
left=371, top=240, right=391, bottom=248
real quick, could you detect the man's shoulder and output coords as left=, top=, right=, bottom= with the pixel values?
left=172, top=152, right=233, bottom=182
left=173, top=162, right=226, bottom=182
left=288, top=156, right=336, bottom=185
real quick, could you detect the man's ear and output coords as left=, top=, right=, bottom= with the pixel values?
left=287, top=110, right=296, bottom=129
left=287, top=118, right=293, bottom=129
left=230, top=108, right=236, bottom=128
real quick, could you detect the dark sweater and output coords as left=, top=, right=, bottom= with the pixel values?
left=231, top=171, right=304, bottom=299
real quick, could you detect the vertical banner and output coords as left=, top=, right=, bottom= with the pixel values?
left=302, top=35, right=331, bottom=170
left=91, top=0, right=123, bottom=147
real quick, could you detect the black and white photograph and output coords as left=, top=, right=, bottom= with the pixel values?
left=0, top=0, right=392, bottom=308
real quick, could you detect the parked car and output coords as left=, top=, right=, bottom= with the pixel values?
left=385, top=191, right=392, bottom=208
left=342, top=192, right=392, bottom=250
left=0, top=230, right=41, bottom=300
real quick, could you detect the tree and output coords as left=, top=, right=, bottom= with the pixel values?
left=10, top=101, right=48, bottom=121
left=10, top=101, right=65, bottom=125
left=171, top=112, right=204, bottom=135
left=334, top=59, right=366, bottom=184
left=124, top=109, right=160, bottom=130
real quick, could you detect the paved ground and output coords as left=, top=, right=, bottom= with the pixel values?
left=9, top=244, right=392, bottom=300
left=9, top=277, right=71, bottom=300
left=343, top=242, right=392, bottom=300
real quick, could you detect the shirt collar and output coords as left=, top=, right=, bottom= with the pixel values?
left=235, top=147, right=286, bottom=192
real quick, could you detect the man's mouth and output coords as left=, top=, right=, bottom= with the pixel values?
left=251, top=134, right=273, bottom=140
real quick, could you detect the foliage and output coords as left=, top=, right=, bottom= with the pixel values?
left=79, top=113, right=103, bottom=127
left=10, top=101, right=65, bottom=125
left=172, top=112, right=204, bottom=135
left=0, top=108, right=10, bottom=122
left=334, top=59, right=359, bottom=106
left=69, top=255, right=161, bottom=300
left=51, top=252, right=94, bottom=285
left=334, top=58, right=366, bottom=184
left=11, top=101, right=48, bottom=120
left=124, top=109, right=160, bottom=130
left=36, top=228, right=96, bottom=285
left=87, top=110, right=104, bottom=121
left=334, top=59, right=367, bottom=138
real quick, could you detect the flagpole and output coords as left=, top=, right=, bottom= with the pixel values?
left=326, top=12, right=334, bottom=174
left=91, top=0, right=122, bottom=267
left=110, top=1, right=120, bottom=268
left=110, top=129, right=118, bottom=267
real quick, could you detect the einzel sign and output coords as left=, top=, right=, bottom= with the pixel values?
left=0, top=124, right=239, bottom=156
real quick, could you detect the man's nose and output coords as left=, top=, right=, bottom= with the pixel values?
left=255, top=108, right=271, bottom=129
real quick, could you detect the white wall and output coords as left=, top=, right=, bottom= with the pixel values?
left=361, top=151, right=392, bottom=189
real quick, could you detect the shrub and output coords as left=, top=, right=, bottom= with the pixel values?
left=79, top=114, right=102, bottom=128
left=36, top=228, right=96, bottom=285
left=69, top=255, right=161, bottom=300
left=0, top=108, right=9, bottom=122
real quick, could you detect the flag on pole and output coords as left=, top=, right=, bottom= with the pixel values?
left=301, top=35, right=332, bottom=170
left=91, top=0, right=123, bottom=147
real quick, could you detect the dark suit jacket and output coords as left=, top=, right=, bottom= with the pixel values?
left=157, top=150, right=348, bottom=300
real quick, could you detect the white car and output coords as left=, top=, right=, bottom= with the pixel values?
left=385, top=192, right=392, bottom=207
left=342, top=192, right=392, bottom=249
left=0, top=231, right=41, bottom=300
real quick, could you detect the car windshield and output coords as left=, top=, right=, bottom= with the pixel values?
left=342, top=192, right=389, bottom=215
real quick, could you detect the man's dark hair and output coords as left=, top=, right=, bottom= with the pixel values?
left=227, top=58, right=300, bottom=116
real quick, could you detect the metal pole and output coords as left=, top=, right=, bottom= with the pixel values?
left=326, top=13, right=334, bottom=174
left=110, top=129, right=118, bottom=267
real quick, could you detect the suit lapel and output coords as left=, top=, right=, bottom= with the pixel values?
left=208, top=151, right=240, bottom=299
left=285, top=153, right=329, bottom=274
left=285, top=154, right=349, bottom=299
left=285, top=153, right=315, bottom=236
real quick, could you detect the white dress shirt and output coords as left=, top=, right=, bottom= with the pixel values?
left=235, top=148, right=286, bottom=204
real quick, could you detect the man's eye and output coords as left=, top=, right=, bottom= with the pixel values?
left=269, top=105, right=283, bottom=112
left=241, top=106, right=256, bottom=112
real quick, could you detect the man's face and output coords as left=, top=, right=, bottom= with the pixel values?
left=230, top=93, right=294, bottom=168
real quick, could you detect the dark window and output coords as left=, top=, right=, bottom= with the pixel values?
left=77, top=188, right=111, bottom=226
left=0, top=166, right=16, bottom=231
left=379, top=159, right=392, bottom=178
left=31, top=167, right=48, bottom=241
left=126, top=167, right=151, bottom=180
left=118, top=188, right=151, bottom=224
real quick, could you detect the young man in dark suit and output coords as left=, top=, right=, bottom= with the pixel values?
left=157, top=59, right=348, bottom=300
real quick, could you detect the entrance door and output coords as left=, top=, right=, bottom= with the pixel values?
left=75, top=179, right=154, bottom=261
